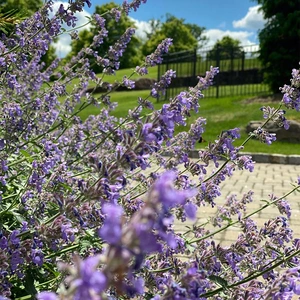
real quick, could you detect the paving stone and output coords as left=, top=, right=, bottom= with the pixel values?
left=172, top=160, right=300, bottom=248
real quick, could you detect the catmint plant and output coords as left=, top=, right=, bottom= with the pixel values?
left=0, top=0, right=299, bottom=299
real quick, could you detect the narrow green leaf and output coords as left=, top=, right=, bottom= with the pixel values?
left=208, top=274, right=229, bottom=289
left=19, top=150, right=34, bottom=163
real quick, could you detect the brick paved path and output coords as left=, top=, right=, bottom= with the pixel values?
left=174, top=162, right=300, bottom=246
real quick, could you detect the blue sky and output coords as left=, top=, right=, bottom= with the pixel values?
left=53, top=0, right=266, bottom=57
left=87, top=0, right=262, bottom=32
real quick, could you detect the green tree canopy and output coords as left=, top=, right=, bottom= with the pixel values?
left=141, top=15, right=207, bottom=56
left=0, top=0, right=42, bottom=16
left=207, top=36, right=243, bottom=61
left=67, top=1, right=142, bottom=73
left=0, top=0, right=42, bottom=34
left=255, top=0, right=300, bottom=93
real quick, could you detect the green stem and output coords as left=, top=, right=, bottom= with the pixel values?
left=149, top=266, right=173, bottom=273
left=14, top=295, right=32, bottom=300
left=43, top=212, right=61, bottom=225
left=45, top=243, right=79, bottom=259
left=35, top=277, right=59, bottom=287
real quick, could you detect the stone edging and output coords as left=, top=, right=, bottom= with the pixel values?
left=163, top=151, right=300, bottom=165
left=239, top=152, right=300, bottom=165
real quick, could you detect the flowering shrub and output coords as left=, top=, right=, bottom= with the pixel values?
left=0, top=0, right=300, bottom=299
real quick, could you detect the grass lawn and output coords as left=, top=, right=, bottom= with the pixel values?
left=66, top=66, right=158, bottom=92
left=77, top=88, right=300, bottom=156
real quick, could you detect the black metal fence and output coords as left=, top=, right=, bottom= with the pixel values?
left=157, top=44, right=268, bottom=100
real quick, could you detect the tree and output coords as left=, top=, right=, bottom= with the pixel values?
left=0, top=0, right=42, bottom=33
left=207, top=36, right=243, bottom=61
left=0, top=0, right=42, bottom=15
left=185, top=22, right=208, bottom=49
left=254, top=0, right=300, bottom=93
left=141, top=15, right=207, bottom=56
left=0, top=0, right=57, bottom=69
left=67, top=2, right=142, bottom=73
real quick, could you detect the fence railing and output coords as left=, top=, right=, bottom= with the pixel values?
left=157, top=44, right=269, bottom=100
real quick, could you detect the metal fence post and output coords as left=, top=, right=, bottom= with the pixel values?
left=193, top=48, right=197, bottom=79
left=215, top=45, right=220, bottom=98
left=158, top=44, right=267, bottom=101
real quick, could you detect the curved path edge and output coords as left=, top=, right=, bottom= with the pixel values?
left=163, top=151, right=300, bottom=165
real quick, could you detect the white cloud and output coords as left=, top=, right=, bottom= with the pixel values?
left=130, top=16, right=259, bottom=51
left=50, top=1, right=91, bottom=58
left=233, top=5, right=265, bottom=30
left=129, top=17, right=154, bottom=40
left=203, top=29, right=254, bottom=48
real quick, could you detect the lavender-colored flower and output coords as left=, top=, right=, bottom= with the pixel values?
left=10, top=230, right=20, bottom=246
left=122, top=0, right=147, bottom=14
left=61, top=223, right=77, bottom=243
left=274, top=197, right=292, bottom=219
left=199, top=128, right=242, bottom=165
left=99, top=204, right=123, bottom=245
left=1, top=0, right=299, bottom=297
left=253, top=127, right=276, bottom=145
left=0, top=236, right=8, bottom=249
left=106, top=28, right=136, bottom=71
left=0, top=139, right=5, bottom=150
left=10, top=250, right=24, bottom=271
left=122, top=76, right=135, bottom=89
left=145, top=38, right=173, bottom=67
left=137, top=230, right=162, bottom=253
left=37, top=292, right=58, bottom=300
left=237, top=155, right=255, bottom=172
left=184, top=202, right=198, bottom=220
left=264, top=267, right=300, bottom=299
left=31, top=249, right=44, bottom=267
left=151, top=69, right=176, bottom=98
left=73, top=256, right=107, bottom=299
left=93, top=14, right=105, bottom=28
left=135, top=66, right=148, bottom=76
left=260, top=106, right=289, bottom=129
left=280, top=67, right=300, bottom=111
left=110, top=7, right=121, bottom=22
left=154, top=171, right=197, bottom=210
left=197, top=66, right=219, bottom=90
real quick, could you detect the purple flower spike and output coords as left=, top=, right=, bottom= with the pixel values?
left=37, top=292, right=58, bottom=300
left=99, top=204, right=123, bottom=245
left=184, top=202, right=198, bottom=220
left=154, top=171, right=197, bottom=210
left=145, top=38, right=173, bottom=67
left=60, top=256, right=107, bottom=300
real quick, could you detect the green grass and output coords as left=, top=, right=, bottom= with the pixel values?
left=63, top=66, right=158, bottom=94
left=77, top=89, right=300, bottom=155
left=184, top=95, right=300, bottom=155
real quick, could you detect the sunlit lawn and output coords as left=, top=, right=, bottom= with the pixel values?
left=78, top=89, right=300, bottom=155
